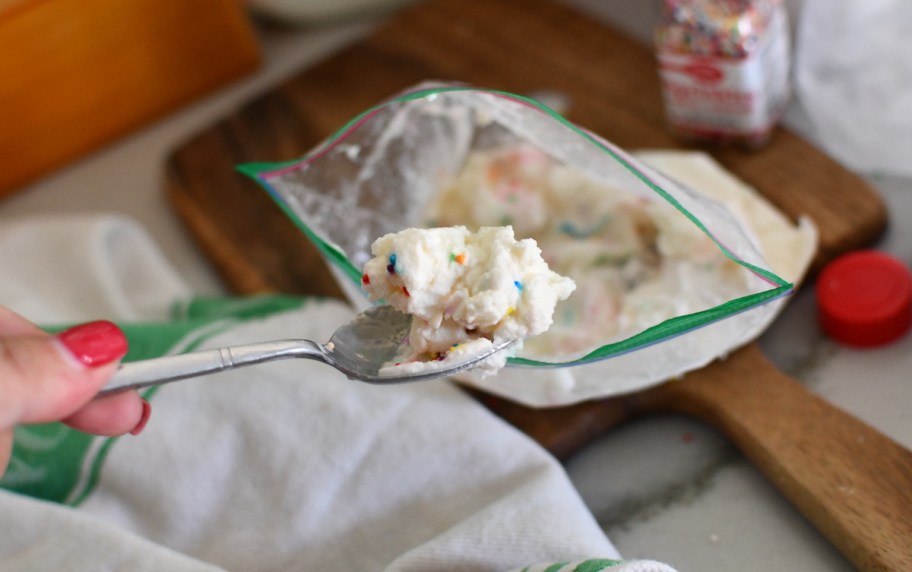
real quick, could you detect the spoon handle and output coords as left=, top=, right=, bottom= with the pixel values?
left=98, top=340, right=325, bottom=396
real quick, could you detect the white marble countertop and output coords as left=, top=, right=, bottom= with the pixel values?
left=2, top=2, right=909, bottom=570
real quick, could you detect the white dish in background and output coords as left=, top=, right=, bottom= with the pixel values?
left=246, top=0, right=414, bottom=25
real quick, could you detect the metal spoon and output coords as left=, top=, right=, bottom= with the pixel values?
left=98, top=305, right=513, bottom=396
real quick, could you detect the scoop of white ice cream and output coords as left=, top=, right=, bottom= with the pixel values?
left=361, top=226, right=575, bottom=376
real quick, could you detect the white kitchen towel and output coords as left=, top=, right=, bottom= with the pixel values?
left=792, top=0, right=912, bottom=177
left=0, top=214, right=190, bottom=324
left=0, top=214, right=676, bottom=571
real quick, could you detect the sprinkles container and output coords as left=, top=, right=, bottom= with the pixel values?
left=655, top=0, right=791, bottom=147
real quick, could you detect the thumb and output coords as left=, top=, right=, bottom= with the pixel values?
left=0, top=321, right=128, bottom=429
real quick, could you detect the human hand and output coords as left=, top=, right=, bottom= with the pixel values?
left=0, top=306, right=149, bottom=476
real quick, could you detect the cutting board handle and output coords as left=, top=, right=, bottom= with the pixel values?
left=634, top=343, right=912, bottom=572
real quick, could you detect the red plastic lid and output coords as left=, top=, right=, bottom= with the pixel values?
left=816, top=250, right=912, bottom=347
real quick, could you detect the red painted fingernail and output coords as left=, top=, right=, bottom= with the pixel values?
left=130, top=399, right=151, bottom=436
left=56, top=320, right=128, bottom=367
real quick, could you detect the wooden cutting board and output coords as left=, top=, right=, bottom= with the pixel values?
left=165, top=1, right=912, bottom=570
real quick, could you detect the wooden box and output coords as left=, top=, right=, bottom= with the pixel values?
left=0, top=0, right=261, bottom=197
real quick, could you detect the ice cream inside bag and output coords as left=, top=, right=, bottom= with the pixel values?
left=239, top=83, right=815, bottom=407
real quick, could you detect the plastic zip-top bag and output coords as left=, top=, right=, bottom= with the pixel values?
left=239, top=83, right=813, bottom=407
